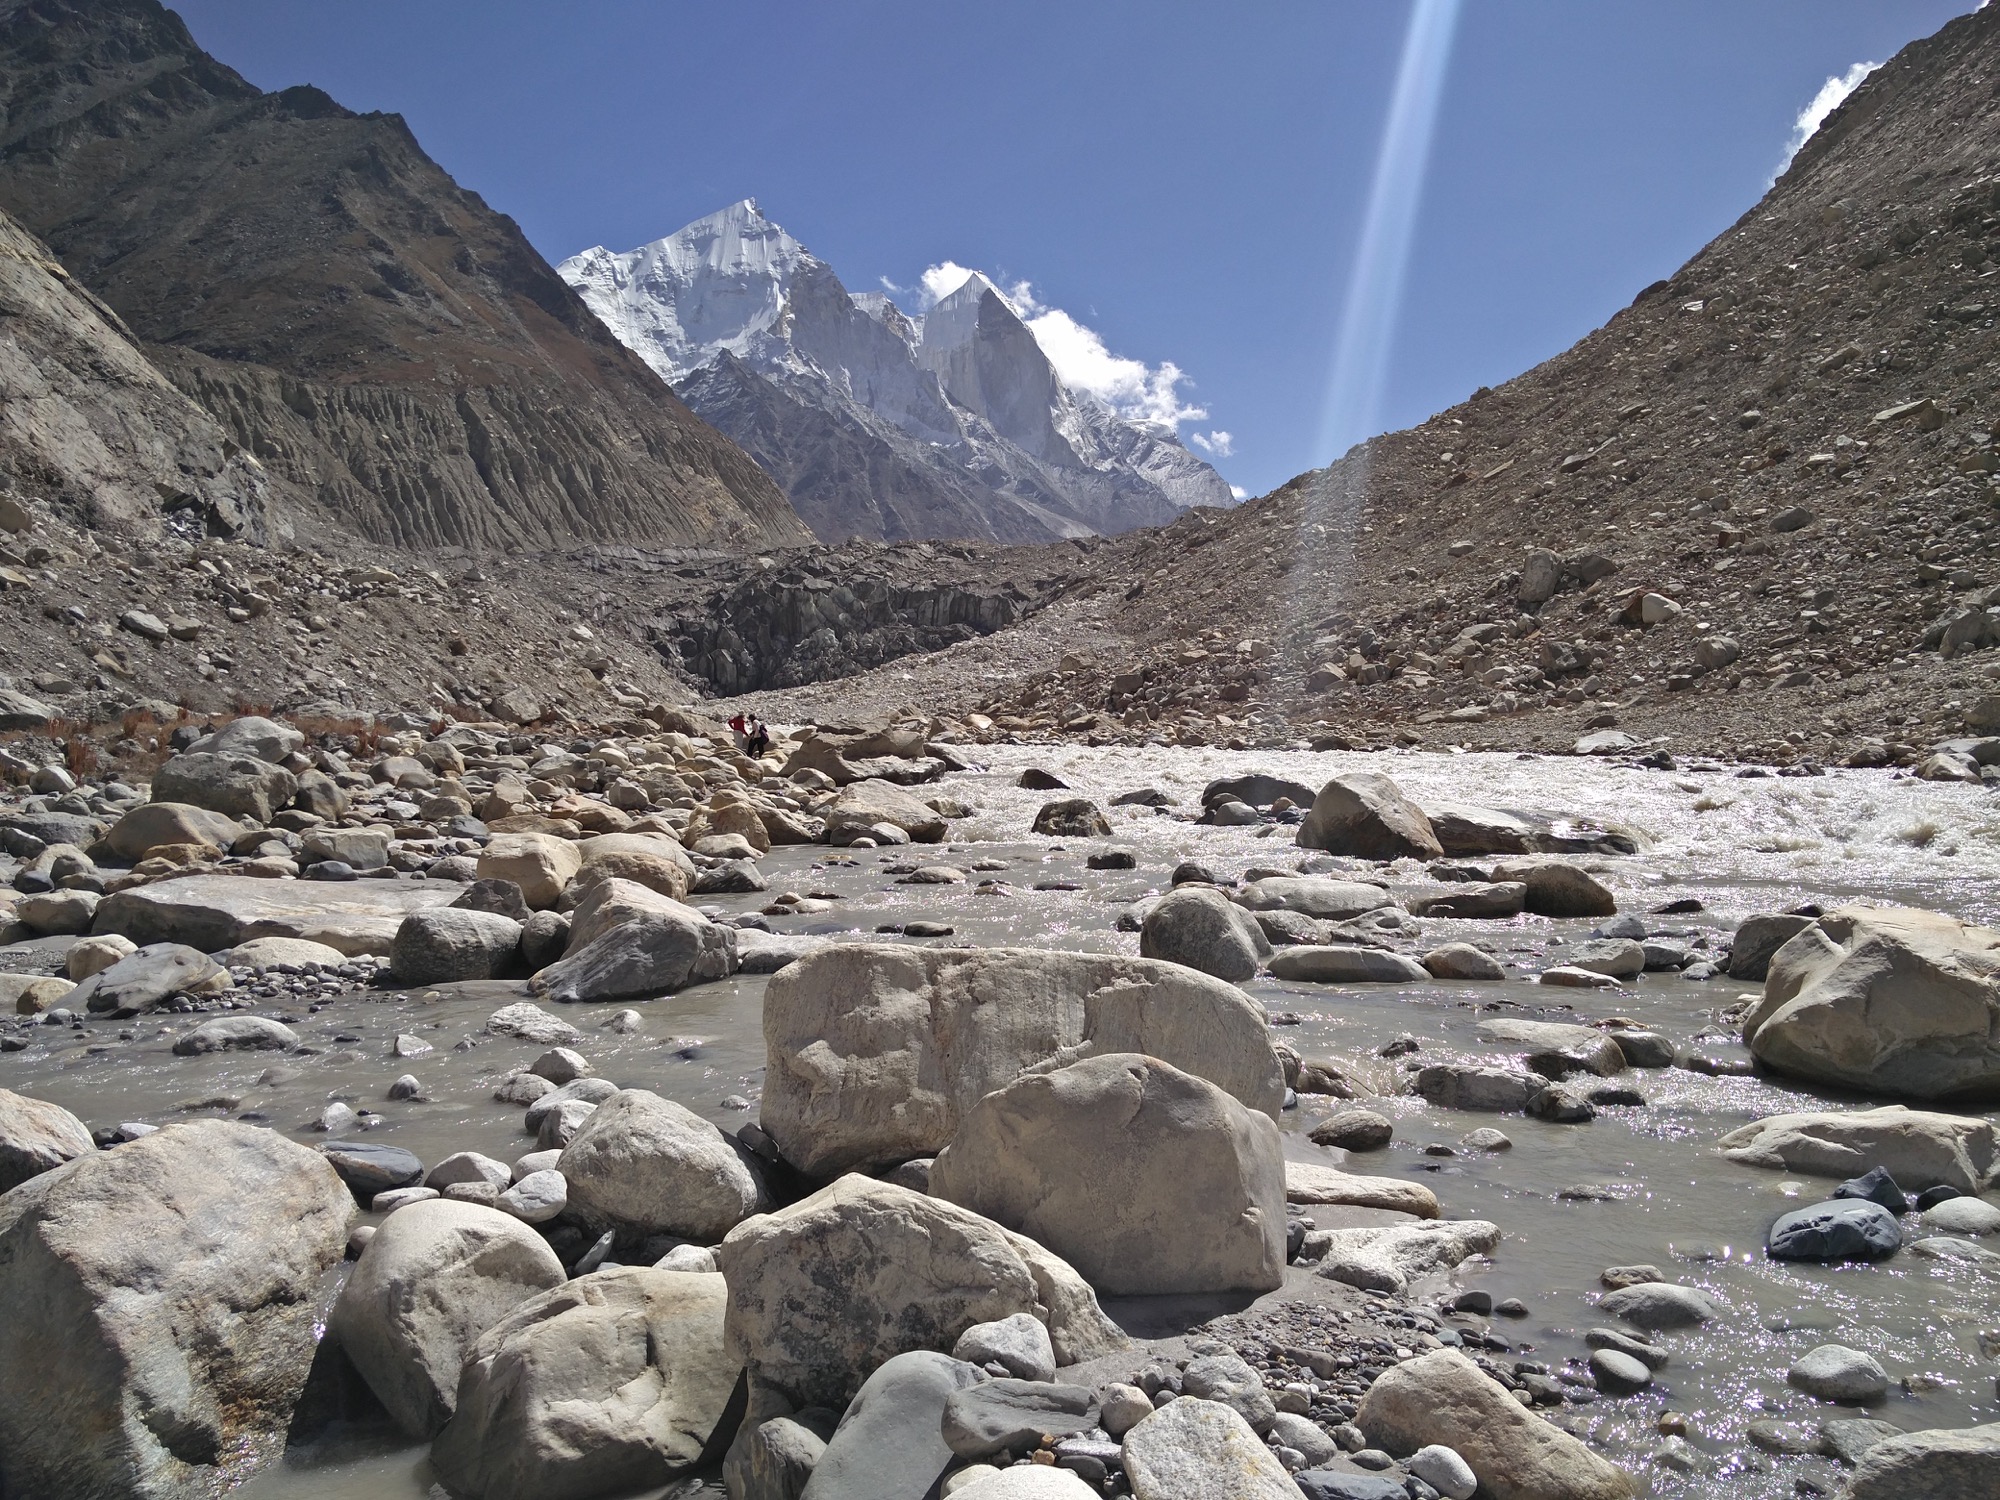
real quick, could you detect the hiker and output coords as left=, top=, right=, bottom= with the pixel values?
left=745, top=717, right=771, bottom=758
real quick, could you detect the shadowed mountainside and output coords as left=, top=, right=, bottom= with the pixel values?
left=0, top=0, right=808, bottom=553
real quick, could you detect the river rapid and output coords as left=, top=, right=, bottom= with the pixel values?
left=4, top=744, right=1997, bottom=1499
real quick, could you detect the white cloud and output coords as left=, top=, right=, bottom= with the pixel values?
left=1230, top=484, right=1249, bottom=500
left=909, top=260, right=1209, bottom=431
left=1021, top=305, right=1208, bottom=428
left=1190, top=429, right=1235, bottom=457
left=919, top=261, right=979, bottom=305
left=1778, top=60, right=1877, bottom=174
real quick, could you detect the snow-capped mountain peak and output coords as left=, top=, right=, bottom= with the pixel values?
left=561, top=198, right=818, bottom=382
left=559, top=204, right=1235, bottom=543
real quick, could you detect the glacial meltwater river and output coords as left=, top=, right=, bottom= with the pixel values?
left=5, top=746, right=1998, bottom=1498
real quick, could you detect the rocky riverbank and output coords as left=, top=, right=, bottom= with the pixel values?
left=0, top=709, right=1997, bottom=1499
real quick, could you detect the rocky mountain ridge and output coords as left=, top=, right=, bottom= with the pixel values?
left=562, top=200, right=1233, bottom=544
left=0, top=0, right=807, bottom=554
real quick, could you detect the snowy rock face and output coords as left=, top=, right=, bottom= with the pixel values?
left=559, top=200, right=1233, bottom=543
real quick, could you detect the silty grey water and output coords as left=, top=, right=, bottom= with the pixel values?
left=4, top=745, right=1996, bottom=1498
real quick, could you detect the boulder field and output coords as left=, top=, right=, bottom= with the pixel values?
left=2, top=719, right=1997, bottom=1498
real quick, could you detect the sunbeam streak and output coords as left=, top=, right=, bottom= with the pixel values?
left=1316, top=0, right=1464, bottom=464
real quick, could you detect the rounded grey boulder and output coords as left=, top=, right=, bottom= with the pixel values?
left=70, top=943, right=228, bottom=1015
left=0, top=1087, right=94, bottom=1193
left=151, top=751, right=297, bottom=822
left=0, top=1121, right=352, bottom=1499
left=929, top=1053, right=1286, bottom=1296
left=1139, top=885, right=1273, bottom=982
left=556, top=1088, right=767, bottom=1241
left=1787, top=1344, right=1890, bottom=1404
left=430, top=1267, right=740, bottom=1500
left=391, top=907, right=522, bottom=984
left=1597, top=1281, right=1718, bottom=1330
left=952, top=1312, right=1057, bottom=1381
left=171, top=1015, right=297, bottom=1055
left=715, top=1175, right=1124, bottom=1411
left=1767, top=1200, right=1901, bottom=1263
left=1295, top=771, right=1443, bottom=860
left=327, top=1199, right=566, bottom=1438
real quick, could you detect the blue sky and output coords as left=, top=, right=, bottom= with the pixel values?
left=172, top=0, right=1978, bottom=499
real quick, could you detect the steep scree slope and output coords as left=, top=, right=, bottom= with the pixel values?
left=0, top=203, right=271, bottom=539
left=927, top=3, right=2000, bottom=763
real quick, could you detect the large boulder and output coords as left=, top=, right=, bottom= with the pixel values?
left=715, top=1175, right=1124, bottom=1409
left=1841, top=1422, right=2000, bottom=1499
left=1488, top=858, right=1617, bottom=918
left=170, top=1015, right=297, bottom=1056
left=301, top=827, right=391, bottom=871
left=575, top=831, right=695, bottom=901
left=1296, top=772, right=1443, bottom=860
left=477, top=832, right=583, bottom=910
left=1031, top=798, right=1112, bottom=837
left=942, top=1378, right=1098, bottom=1459
left=782, top=723, right=930, bottom=784
left=391, top=907, right=523, bottom=984
left=693, top=799, right=773, bottom=854
left=761, top=944, right=1283, bottom=1178
left=0, top=687, right=55, bottom=731
left=320, top=1140, right=426, bottom=1201
left=1204, top=772, right=1317, bottom=809
left=183, top=716, right=304, bottom=762
left=105, top=802, right=246, bottom=861
left=327, top=1199, right=567, bottom=1437
left=1741, top=906, right=2000, bottom=1101
left=0, top=1121, right=352, bottom=1500
left=1139, top=886, right=1273, bottom=981
left=1412, top=1063, right=1540, bottom=1112
left=0, top=1087, right=95, bottom=1192
left=1716, top=1105, right=2000, bottom=1193
left=1268, top=947, right=1430, bottom=983
left=1426, top=803, right=1537, bottom=856
left=430, top=1267, right=739, bottom=1500
left=1477, top=1018, right=1628, bottom=1076
left=726, top=1411, right=833, bottom=1500
left=1355, top=1349, right=1635, bottom=1500
left=822, top=779, right=946, bottom=844
left=487, top=1002, right=584, bottom=1046
left=291, top=769, right=349, bottom=821
left=1122, top=1398, right=1306, bottom=1500
left=1768, top=1200, right=1901, bottom=1262
left=929, top=1054, right=1287, bottom=1296
left=1595, top=1282, right=1718, bottom=1330
left=528, top=878, right=735, bottom=1003
left=1234, top=877, right=1396, bottom=920
left=67, top=942, right=229, bottom=1015
left=799, top=1350, right=984, bottom=1500
left=557, top=1088, right=767, bottom=1241
left=92, top=873, right=458, bottom=957
left=1725, top=912, right=1816, bottom=981
left=150, top=752, right=296, bottom=823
